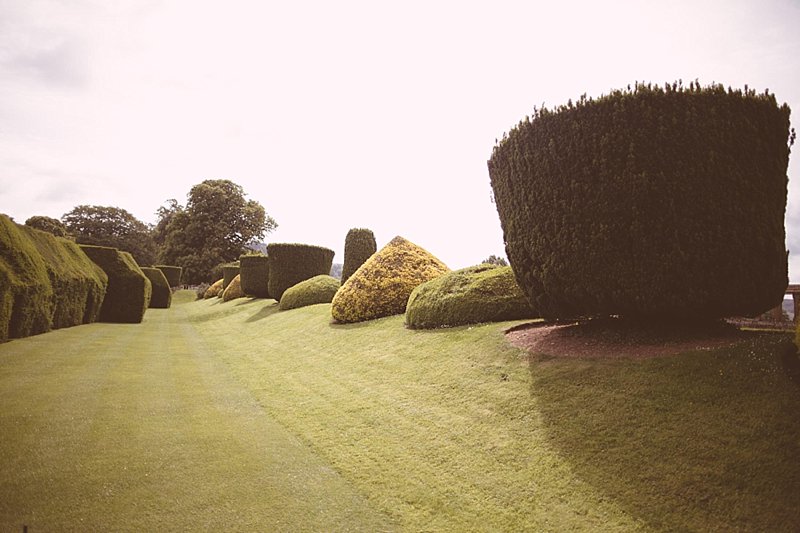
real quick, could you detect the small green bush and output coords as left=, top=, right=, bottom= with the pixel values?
left=239, top=254, right=270, bottom=298
left=341, top=228, right=377, bottom=284
left=222, top=262, right=240, bottom=289
left=279, top=275, right=340, bottom=311
left=267, top=243, right=335, bottom=301
left=141, top=267, right=172, bottom=308
left=80, top=245, right=151, bottom=323
left=153, top=265, right=182, bottom=287
left=406, top=265, right=537, bottom=329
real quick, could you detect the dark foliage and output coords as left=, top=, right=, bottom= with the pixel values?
left=267, top=243, right=335, bottom=301
left=341, top=228, right=377, bottom=284
left=141, top=267, right=172, bottom=308
left=25, top=215, right=70, bottom=238
left=62, top=205, right=157, bottom=266
left=222, top=263, right=240, bottom=290
left=239, top=254, right=270, bottom=298
left=153, top=265, right=182, bottom=287
left=80, top=245, right=152, bottom=323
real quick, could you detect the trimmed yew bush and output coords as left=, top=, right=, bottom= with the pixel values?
left=222, top=263, right=240, bottom=289
left=267, top=243, right=335, bottom=301
left=279, top=275, right=340, bottom=311
left=406, top=265, right=537, bottom=329
left=154, top=265, right=182, bottom=287
left=204, top=278, right=224, bottom=298
left=80, top=245, right=151, bottom=323
left=488, top=82, right=793, bottom=320
left=141, top=267, right=172, bottom=308
left=331, top=236, right=449, bottom=323
left=239, top=254, right=270, bottom=298
left=222, top=274, right=246, bottom=302
left=341, top=228, right=377, bottom=284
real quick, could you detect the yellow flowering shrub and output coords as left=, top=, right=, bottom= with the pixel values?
left=331, top=236, right=449, bottom=323
left=204, top=278, right=224, bottom=299
left=222, top=274, right=245, bottom=302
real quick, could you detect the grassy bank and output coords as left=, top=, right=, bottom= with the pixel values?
left=1, top=291, right=799, bottom=531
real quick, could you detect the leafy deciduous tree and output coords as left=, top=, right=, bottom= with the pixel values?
left=25, top=215, right=70, bottom=238
left=61, top=205, right=157, bottom=266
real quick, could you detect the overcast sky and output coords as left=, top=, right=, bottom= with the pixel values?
left=1, top=0, right=799, bottom=275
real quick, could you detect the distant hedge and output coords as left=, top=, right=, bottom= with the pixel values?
left=141, top=267, right=172, bottom=308
left=488, top=82, right=794, bottom=320
left=222, top=274, right=246, bottom=302
left=406, top=265, right=537, bottom=329
left=331, top=236, right=449, bottom=323
left=154, top=265, right=182, bottom=288
left=222, top=263, right=240, bottom=290
left=80, top=245, right=152, bottom=323
left=341, top=228, right=377, bottom=284
left=267, top=243, right=335, bottom=301
left=239, top=255, right=270, bottom=298
left=279, top=275, right=340, bottom=311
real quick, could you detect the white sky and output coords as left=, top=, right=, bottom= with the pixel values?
left=1, top=0, right=799, bottom=274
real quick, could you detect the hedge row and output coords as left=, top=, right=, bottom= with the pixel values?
left=341, top=228, right=376, bottom=284
left=488, top=82, right=792, bottom=320
left=239, top=254, right=270, bottom=298
left=141, top=267, right=172, bottom=308
left=267, top=243, right=335, bottom=301
left=80, top=245, right=151, bottom=323
left=153, top=264, right=182, bottom=288
left=222, top=263, right=240, bottom=290
left=1, top=215, right=109, bottom=342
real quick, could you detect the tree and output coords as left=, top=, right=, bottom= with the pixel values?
left=159, top=179, right=277, bottom=284
left=62, top=205, right=157, bottom=266
left=482, top=254, right=508, bottom=266
left=25, top=215, right=70, bottom=238
left=153, top=199, right=183, bottom=247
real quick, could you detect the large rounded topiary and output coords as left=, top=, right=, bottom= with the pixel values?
left=341, top=228, right=377, bottom=284
left=267, top=243, right=335, bottom=301
left=80, top=245, right=152, bottom=323
left=331, top=236, right=449, bottom=323
left=153, top=265, right=182, bottom=288
left=239, top=254, right=270, bottom=298
left=488, top=82, right=793, bottom=320
left=406, top=264, right=538, bottom=329
left=279, top=275, right=340, bottom=311
left=222, top=274, right=246, bottom=302
left=204, top=278, right=224, bottom=299
left=141, top=267, right=172, bottom=308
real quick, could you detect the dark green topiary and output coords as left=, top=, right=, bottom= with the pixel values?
left=239, top=254, right=270, bottom=298
left=341, top=228, right=377, bottom=284
left=222, top=262, right=240, bottom=289
left=279, top=275, right=340, bottom=311
left=488, top=82, right=794, bottom=320
left=80, top=245, right=151, bottom=323
left=141, top=267, right=172, bottom=308
left=23, top=226, right=108, bottom=328
left=405, top=265, right=537, bottom=329
left=0, top=215, right=54, bottom=341
left=267, top=243, right=335, bottom=301
left=153, top=265, right=182, bottom=288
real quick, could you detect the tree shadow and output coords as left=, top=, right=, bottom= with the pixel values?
left=527, top=333, right=800, bottom=530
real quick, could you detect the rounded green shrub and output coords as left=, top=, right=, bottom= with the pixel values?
left=341, top=228, right=377, bottom=284
left=239, top=254, right=270, bottom=298
left=222, top=262, right=240, bottom=289
left=80, top=245, right=152, bottom=323
left=488, top=82, right=793, bottom=320
left=267, top=243, right=335, bottom=301
left=141, top=267, right=172, bottom=308
left=153, top=265, right=182, bottom=288
left=331, top=236, right=449, bottom=323
left=222, top=274, right=246, bottom=302
left=279, top=275, right=340, bottom=311
left=406, top=265, right=537, bottom=328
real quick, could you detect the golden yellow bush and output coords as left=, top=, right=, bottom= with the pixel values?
left=331, top=236, right=449, bottom=323
left=204, top=278, right=224, bottom=299
left=222, top=274, right=245, bottom=302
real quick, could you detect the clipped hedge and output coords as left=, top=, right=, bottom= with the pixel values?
left=406, top=265, right=538, bottom=329
left=153, top=265, right=182, bottom=288
left=239, top=254, right=270, bottom=298
left=267, top=243, right=335, bottom=301
left=141, top=267, right=172, bottom=308
left=331, top=236, right=449, bottom=323
left=341, top=228, right=377, bottom=284
left=222, top=262, right=240, bottom=289
left=222, top=274, right=246, bottom=302
left=0, top=215, right=54, bottom=341
left=279, top=275, right=340, bottom=311
left=488, top=82, right=793, bottom=320
left=80, top=245, right=152, bottom=323
left=204, top=278, right=224, bottom=298
left=23, top=226, right=108, bottom=328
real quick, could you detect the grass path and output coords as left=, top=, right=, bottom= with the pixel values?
left=0, top=295, right=395, bottom=532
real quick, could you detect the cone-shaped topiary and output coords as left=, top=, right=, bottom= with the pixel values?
left=80, top=245, right=151, bottom=323
left=222, top=262, right=240, bottom=289
left=331, top=236, right=449, bottom=323
left=204, top=278, right=224, bottom=299
left=279, top=275, right=340, bottom=311
left=222, top=274, right=246, bottom=302
left=406, top=264, right=538, bottom=329
left=141, top=267, right=172, bottom=308
left=239, top=254, right=270, bottom=298
left=267, top=243, right=335, bottom=301
left=488, top=82, right=793, bottom=320
left=341, top=228, right=377, bottom=284
left=154, top=265, right=182, bottom=288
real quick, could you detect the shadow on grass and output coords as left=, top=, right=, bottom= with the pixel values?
left=245, top=302, right=281, bottom=323
left=528, top=332, right=800, bottom=531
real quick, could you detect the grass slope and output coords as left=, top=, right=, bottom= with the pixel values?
left=1, top=292, right=799, bottom=531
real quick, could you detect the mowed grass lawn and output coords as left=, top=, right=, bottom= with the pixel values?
left=2, top=290, right=800, bottom=531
